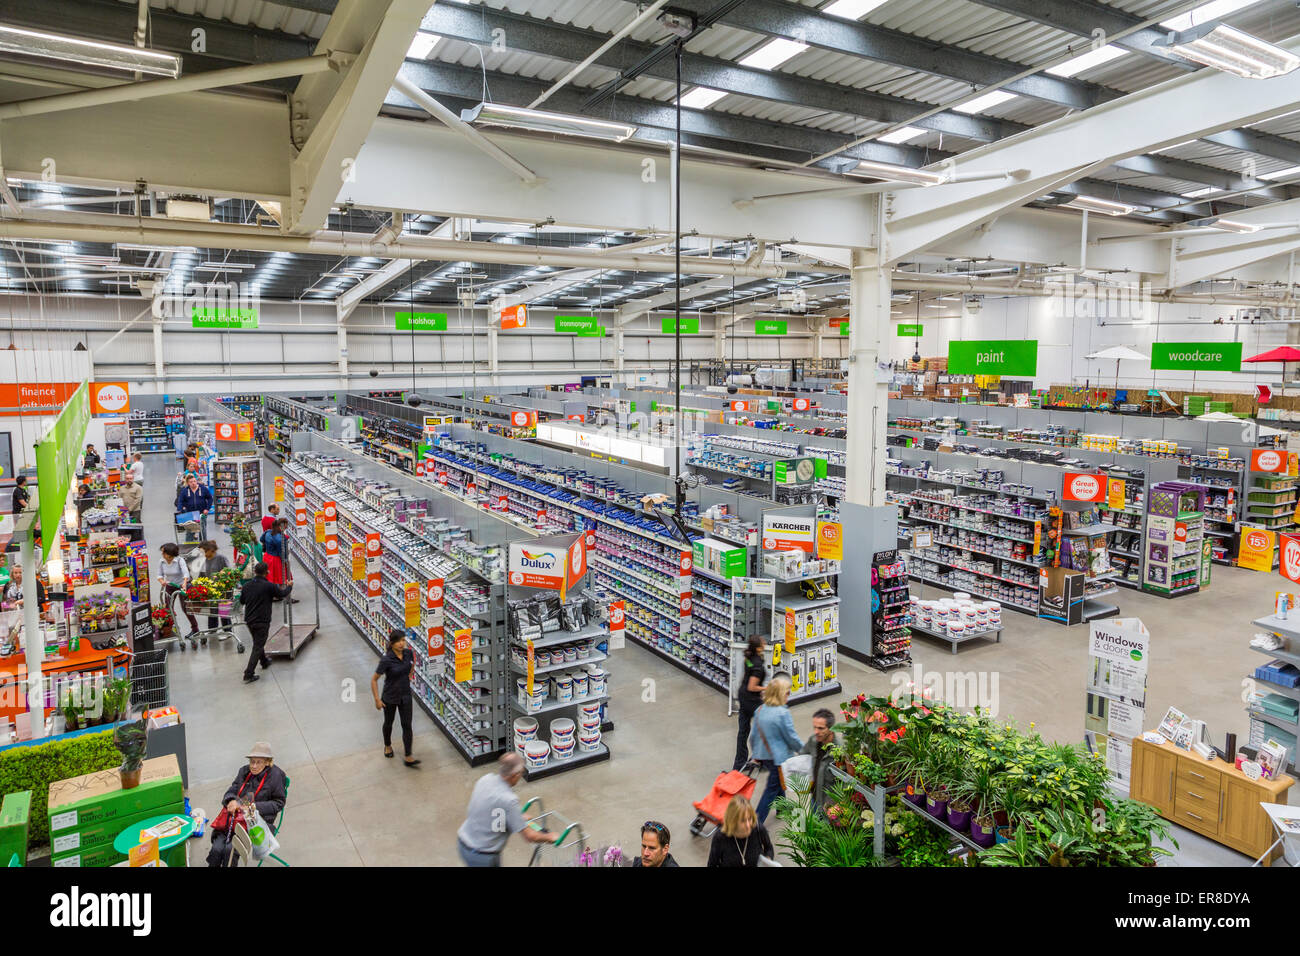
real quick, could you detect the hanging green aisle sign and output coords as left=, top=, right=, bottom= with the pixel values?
left=192, top=307, right=258, bottom=329
left=948, top=340, right=1038, bottom=376
left=34, top=381, right=90, bottom=560
left=576, top=325, right=607, bottom=337
left=395, top=312, right=448, bottom=331
left=662, top=316, right=700, bottom=334
left=897, top=323, right=923, bottom=337
left=1149, top=342, right=1242, bottom=371
left=840, top=323, right=850, bottom=336
left=555, top=315, right=600, bottom=335
left=755, top=320, right=787, bottom=335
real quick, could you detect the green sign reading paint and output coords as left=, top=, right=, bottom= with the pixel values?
left=1149, top=341, right=1242, bottom=371
left=192, top=307, right=258, bottom=329
left=395, top=312, right=448, bottom=331
left=662, top=316, right=701, bottom=334
left=948, top=340, right=1038, bottom=376
left=897, top=323, right=923, bottom=337
left=555, top=315, right=600, bottom=335
left=755, top=320, right=787, bottom=335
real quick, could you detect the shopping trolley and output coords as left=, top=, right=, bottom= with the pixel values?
left=173, top=510, right=205, bottom=562
left=158, top=585, right=244, bottom=652
left=688, top=762, right=760, bottom=838
left=520, top=797, right=594, bottom=867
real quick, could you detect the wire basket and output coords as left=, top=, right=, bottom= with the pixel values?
left=128, top=648, right=170, bottom=712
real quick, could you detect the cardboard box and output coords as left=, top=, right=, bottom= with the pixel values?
left=47, top=754, right=182, bottom=835
left=0, top=790, right=30, bottom=865
left=49, top=807, right=168, bottom=857
left=51, top=841, right=128, bottom=869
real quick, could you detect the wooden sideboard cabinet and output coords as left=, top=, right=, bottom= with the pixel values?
left=1129, top=737, right=1294, bottom=864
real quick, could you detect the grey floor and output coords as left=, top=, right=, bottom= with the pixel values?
left=140, top=453, right=1295, bottom=867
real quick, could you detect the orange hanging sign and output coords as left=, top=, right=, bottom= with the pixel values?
left=500, top=303, right=528, bottom=329
left=274, top=476, right=285, bottom=502
left=453, top=628, right=472, bottom=682
left=351, top=542, right=365, bottom=580
left=403, top=582, right=420, bottom=627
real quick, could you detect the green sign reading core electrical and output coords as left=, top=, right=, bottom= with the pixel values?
left=755, top=320, right=787, bottom=335
left=395, top=312, right=448, bottom=331
left=1149, top=341, right=1242, bottom=371
left=662, top=316, right=700, bottom=334
left=897, top=323, right=924, bottom=337
left=555, top=315, right=600, bottom=335
left=192, top=307, right=258, bottom=329
left=948, top=339, right=1038, bottom=376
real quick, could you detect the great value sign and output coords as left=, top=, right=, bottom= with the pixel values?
left=510, top=410, right=538, bottom=428
left=1063, top=472, right=1106, bottom=502
left=947, top=340, right=1038, bottom=376
left=1150, top=341, right=1242, bottom=371
left=762, top=514, right=816, bottom=553
left=1252, top=448, right=1286, bottom=473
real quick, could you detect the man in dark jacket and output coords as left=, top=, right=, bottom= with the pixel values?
left=799, top=709, right=839, bottom=813
left=206, top=741, right=288, bottom=867
left=631, top=821, right=680, bottom=867
left=239, top=562, right=291, bottom=682
left=174, top=473, right=214, bottom=538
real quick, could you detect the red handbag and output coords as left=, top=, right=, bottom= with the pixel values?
left=210, top=806, right=246, bottom=833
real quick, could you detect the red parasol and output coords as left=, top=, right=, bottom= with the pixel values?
left=1244, top=346, right=1300, bottom=364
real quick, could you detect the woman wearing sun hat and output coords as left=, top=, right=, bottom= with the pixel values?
left=206, top=741, right=288, bottom=867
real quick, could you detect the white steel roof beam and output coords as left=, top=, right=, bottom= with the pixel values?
left=336, top=215, right=465, bottom=321
left=1164, top=197, right=1300, bottom=288
left=882, top=42, right=1300, bottom=263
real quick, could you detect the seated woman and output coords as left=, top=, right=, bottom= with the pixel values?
left=206, top=741, right=288, bottom=867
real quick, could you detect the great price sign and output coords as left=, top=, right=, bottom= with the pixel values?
left=1063, top=472, right=1106, bottom=502
left=1252, top=449, right=1286, bottom=473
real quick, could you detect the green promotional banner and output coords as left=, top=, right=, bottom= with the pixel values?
left=34, top=381, right=90, bottom=560
left=948, top=340, right=1038, bottom=376
left=661, top=316, right=700, bottom=334
left=555, top=315, right=600, bottom=335
left=192, top=307, right=258, bottom=329
left=755, top=320, right=787, bottom=335
left=395, top=311, right=448, bottom=331
left=1149, top=341, right=1242, bottom=371
left=897, top=323, right=923, bottom=337
left=840, top=323, right=850, bottom=336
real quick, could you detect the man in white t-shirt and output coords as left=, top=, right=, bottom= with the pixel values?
left=129, top=452, right=145, bottom=486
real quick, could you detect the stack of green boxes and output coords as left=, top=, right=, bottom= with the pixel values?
left=694, top=538, right=748, bottom=578
left=0, top=791, right=30, bottom=866
left=48, top=754, right=184, bottom=867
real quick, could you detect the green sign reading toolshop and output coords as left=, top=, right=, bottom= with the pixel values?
left=34, top=381, right=90, bottom=561
left=1149, top=341, right=1242, bottom=371
left=662, top=316, right=700, bottom=334
left=192, top=307, right=258, bottom=329
left=395, top=311, right=448, bottom=331
left=948, top=339, right=1038, bottom=376
left=897, top=323, right=924, bottom=337
left=755, top=320, right=787, bottom=335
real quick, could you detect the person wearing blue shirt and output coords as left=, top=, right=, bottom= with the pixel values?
left=748, top=675, right=804, bottom=825
left=174, top=473, right=214, bottom=539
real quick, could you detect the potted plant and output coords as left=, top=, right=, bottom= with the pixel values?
left=101, top=678, right=131, bottom=724
left=963, top=766, right=1000, bottom=848
left=60, top=690, right=82, bottom=732
left=922, top=740, right=958, bottom=821
left=113, top=717, right=148, bottom=789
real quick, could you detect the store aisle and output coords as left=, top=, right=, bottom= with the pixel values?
left=147, top=453, right=1292, bottom=867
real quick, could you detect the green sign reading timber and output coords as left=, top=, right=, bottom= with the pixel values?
left=755, top=320, right=787, bottom=335
left=395, top=311, right=448, bottom=331
left=661, top=316, right=700, bottom=334
left=192, top=307, right=258, bottom=329
left=947, top=339, right=1038, bottom=376
left=897, top=323, right=923, bottom=337
left=1149, top=341, right=1242, bottom=371
left=34, top=381, right=90, bottom=560
left=555, top=315, right=600, bottom=335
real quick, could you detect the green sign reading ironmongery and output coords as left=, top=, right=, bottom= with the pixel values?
left=755, top=320, right=787, bottom=335
left=395, top=312, right=448, bottom=331
left=35, top=381, right=90, bottom=561
left=555, top=315, right=600, bottom=335
left=661, top=316, right=700, bottom=334
left=192, top=307, right=259, bottom=329
left=948, top=340, right=1038, bottom=376
left=1149, top=341, right=1242, bottom=371
left=897, top=323, right=924, bottom=337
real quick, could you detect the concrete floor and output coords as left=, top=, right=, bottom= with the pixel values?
left=140, top=453, right=1295, bottom=867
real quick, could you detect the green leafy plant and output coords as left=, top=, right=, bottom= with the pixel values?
left=775, top=783, right=880, bottom=868
left=113, top=718, right=148, bottom=773
left=0, top=730, right=121, bottom=850
left=59, top=691, right=82, bottom=732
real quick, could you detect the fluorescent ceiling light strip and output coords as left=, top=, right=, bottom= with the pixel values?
left=1157, top=23, right=1299, bottom=78
left=461, top=103, right=636, bottom=142
left=856, top=159, right=949, bottom=185
left=1062, top=195, right=1140, bottom=215
left=1211, top=217, right=1261, bottom=233
left=738, top=37, right=808, bottom=71
left=0, top=24, right=180, bottom=77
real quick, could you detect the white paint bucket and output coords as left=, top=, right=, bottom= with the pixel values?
left=550, top=717, right=575, bottom=741
left=524, top=740, right=550, bottom=770
left=578, top=728, right=602, bottom=752
left=572, top=671, right=589, bottom=698
left=586, top=667, right=607, bottom=696
left=553, top=674, right=573, bottom=703
left=578, top=702, right=601, bottom=722
left=551, top=736, right=575, bottom=760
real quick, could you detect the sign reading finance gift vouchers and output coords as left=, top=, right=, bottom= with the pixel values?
left=1150, top=341, right=1242, bottom=371
left=947, top=340, right=1038, bottom=376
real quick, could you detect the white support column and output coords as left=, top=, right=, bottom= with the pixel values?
left=845, top=248, right=890, bottom=507
left=714, top=323, right=725, bottom=363
left=488, top=326, right=499, bottom=385
left=152, top=317, right=164, bottom=384
left=614, top=328, right=625, bottom=380
left=337, top=324, right=349, bottom=386
left=810, top=316, right=824, bottom=364
left=21, top=534, right=43, bottom=739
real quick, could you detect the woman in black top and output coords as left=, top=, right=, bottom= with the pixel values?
left=371, top=629, right=420, bottom=767
left=707, top=795, right=774, bottom=867
left=733, top=635, right=768, bottom=770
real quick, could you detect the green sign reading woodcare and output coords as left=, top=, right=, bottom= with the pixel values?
left=555, top=315, right=600, bottom=335
left=395, top=311, right=448, bottom=331
left=34, top=381, right=90, bottom=560
left=1149, top=341, right=1242, bottom=371
left=755, top=320, right=787, bottom=335
left=897, top=323, right=924, bottom=337
left=661, top=316, right=701, bottom=334
left=948, top=340, right=1038, bottom=376
left=192, top=307, right=259, bottom=329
